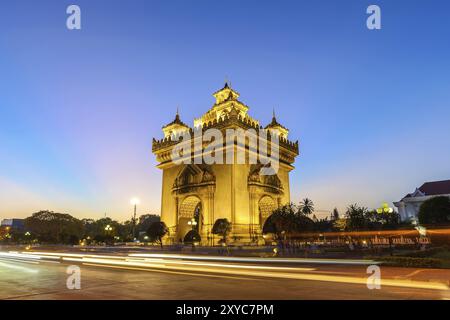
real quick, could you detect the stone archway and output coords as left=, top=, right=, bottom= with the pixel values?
left=259, top=195, right=276, bottom=229
left=178, top=195, right=202, bottom=242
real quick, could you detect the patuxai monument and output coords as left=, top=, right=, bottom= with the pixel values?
left=152, top=83, right=299, bottom=244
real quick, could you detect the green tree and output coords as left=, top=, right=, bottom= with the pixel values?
left=24, top=211, right=83, bottom=244
left=183, top=230, right=201, bottom=244
left=147, top=221, right=168, bottom=248
left=0, top=227, right=8, bottom=242
left=333, top=218, right=348, bottom=231
left=418, top=196, right=450, bottom=225
left=345, top=204, right=368, bottom=230
left=82, top=217, right=122, bottom=244
left=119, top=220, right=135, bottom=242
left=0, top=227, right=26, bottom=244
left=211, top=218, right=232, bottom=244
left=137, top=214, right=160, bottom=233
left=331, top=208, right=340, bottom=220
left=312, top=217, right=334, bottom=232
left=263, top=203, right=313, bottom=239
left=299, top=198, right=314, bottom=216
left=365, top=209, right=400, bottom=229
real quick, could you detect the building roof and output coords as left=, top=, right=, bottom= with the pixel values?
left=265, top=110, right=288, bottom=131
left=265, top=115, right=287, bottom=131
left=162, top=111, right=189, bottom=129
left=1, top=218, right=24, bottom=228
left=212, top=81, right=240, bottom=97
left=418, top=180, right=450, bottom=196
left=403, top=179, right=450, bottom=199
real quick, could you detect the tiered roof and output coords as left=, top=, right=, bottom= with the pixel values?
left=153, top=83, right=298, bottom=155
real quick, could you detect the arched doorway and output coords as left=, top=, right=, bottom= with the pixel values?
left=178, top=196, right=202, bottom=242
left=259, top=195, right=276, bottom=229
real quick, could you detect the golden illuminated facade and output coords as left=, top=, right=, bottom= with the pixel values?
left=152, top=83, right=299, bottom=244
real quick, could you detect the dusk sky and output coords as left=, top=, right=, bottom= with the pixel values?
left=1, top=0, right=449, bottom=222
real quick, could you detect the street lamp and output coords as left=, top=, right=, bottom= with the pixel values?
left=24, top=231, right=31, bottom=246
left=130, top=197, right=140, bottom=206
left=104, top=224, right=113, bottom=233
left=187, top=218, right=198, bottom=251
left=187, top=218, right=197, bottom=230
left=377, top=202, right=394, bottom=214
left=130, top=197, right=140, bottom=240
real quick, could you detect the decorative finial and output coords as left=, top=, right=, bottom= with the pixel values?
left=224, top=76, right=230, bottom=88
left=272, top=108, right=277, bottom=121
left=175, top=106, right=180, bottom=121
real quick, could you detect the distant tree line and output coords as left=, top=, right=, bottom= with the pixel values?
left=262, top=196, right=450, bottom=241
left=263, top=198, right=403, bottom=240
left=1, top=197, right=447, bottom=246
left=0, top=210, right=161, bottom=245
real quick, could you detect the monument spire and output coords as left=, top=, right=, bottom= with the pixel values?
left=265, top=107, right=289, bottom=139
left=161, top=106, right=190, bottom=138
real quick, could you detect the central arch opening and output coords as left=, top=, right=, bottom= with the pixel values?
left=259, top=195, right=276, bottom=229
left=178, top=196, right=202, bottom=243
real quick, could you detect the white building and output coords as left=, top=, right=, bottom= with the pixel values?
left=394, top=180, right=450, bottom=222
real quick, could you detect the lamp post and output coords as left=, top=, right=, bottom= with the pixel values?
left=104, top=224, right=113, bottom=245
left=376, top=202, right=394, bottom=255
left=187, top=218, right=197, bottom=231
left=104, top=224, right=113, bottom=233
left=130, top=197, right=140, bottom=241
left=187, top=218, right=198, bottom=251
left=25, top=231, right=31, bottom=246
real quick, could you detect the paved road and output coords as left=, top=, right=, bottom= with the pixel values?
left=0, top=251, right=449, bottom=300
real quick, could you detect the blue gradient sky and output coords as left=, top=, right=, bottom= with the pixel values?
left=1, top=0, right=449, bottom=221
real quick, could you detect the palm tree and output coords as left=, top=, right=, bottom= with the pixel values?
left=332, top=208, right=339, bottom=220
left=299, top=198, right=314, bottom=216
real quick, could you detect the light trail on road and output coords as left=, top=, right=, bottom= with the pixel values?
left=0, top=250, right=448, bottom=292
left=128, top=253, right=381, bottom=265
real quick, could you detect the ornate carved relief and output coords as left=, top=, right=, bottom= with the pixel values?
left=248, top=164, right=283, bottom=194
left=172, top=164, right=215, bottom=194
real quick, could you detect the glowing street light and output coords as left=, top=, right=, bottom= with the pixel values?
left=130, top=197, right=140, bottom=206
left=188, top=218, right=197, bottom=230
left=24, top=231, right=32, bottom=246
left=377, top=202, right=394, bottom=214
left=104, top=224, right=113, bottom=232
left=187, top=218, right=199, bottom=250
